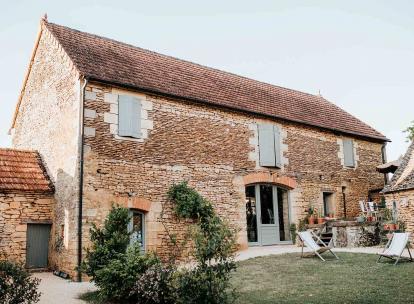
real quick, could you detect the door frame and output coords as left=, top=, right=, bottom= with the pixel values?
left=247, top=184, right=292, bottom=246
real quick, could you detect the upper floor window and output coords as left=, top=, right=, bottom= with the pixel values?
left=258, top=124, right=281, bottom=168
left=118, top=95, right=142, bottom=138
left=343, top=139, right=355, bottom=168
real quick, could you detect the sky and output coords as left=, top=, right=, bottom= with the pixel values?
left=1, top=0, right=413, bottom=161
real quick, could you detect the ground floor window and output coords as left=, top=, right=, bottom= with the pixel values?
left=245, top=184, right=291, bottom=246
left=128, top=210, right=145, bottom=250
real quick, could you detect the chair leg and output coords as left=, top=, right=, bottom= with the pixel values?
left=407, top=246, right=413, bottom=262
left=394, top=256, right=400, bottom=266
left=329, top=249, right=339, bottom=260
left=315, top=252, right=325, bottom=261
left=377, top=255, right=382, bottom=263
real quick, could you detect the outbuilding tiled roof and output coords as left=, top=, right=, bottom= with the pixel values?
left=44, top=21, right=387, bottom=142
left=383, top=141, right=414, bottom=193
left=0, top=148, right=53, bottom=193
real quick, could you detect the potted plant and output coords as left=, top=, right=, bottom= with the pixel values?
left=308, top=216, right=315, bottom=225
left=307, top=206, right=316, bottom=225
left=317, top=209, right=325, bottom=224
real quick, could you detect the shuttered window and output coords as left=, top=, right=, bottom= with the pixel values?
left=258, top=124, right=282, bottom=168
left=118, top=95, right=142, bottom=138
left=343, top=139, right=355, bottom=167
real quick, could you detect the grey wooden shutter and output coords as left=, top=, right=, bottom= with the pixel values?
left=343, top=139, right=355, bottom=167
left=273, top=125, right=282, bottom=168
left=258, top=124, right=276, bottom=167
left=118, top=95, right=142, bottom=138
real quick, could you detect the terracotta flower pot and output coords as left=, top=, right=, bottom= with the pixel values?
left=395, top=224, right=400, bottom=230
left=308, top=217, right=315, bottom=225
left=383, top=224, right=389, bottom=230
left=317, top=218, right=325, bottom=224
left=389, top=223, right=396, bottom=231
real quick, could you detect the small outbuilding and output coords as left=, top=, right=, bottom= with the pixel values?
left=0, top=148, right=54, bottom=269
left=382, top=142, right=414, bottom=236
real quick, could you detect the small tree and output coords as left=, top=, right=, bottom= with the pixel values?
left=82, top=206, right=159, bottom=302
left=403, top=120, right=414, bottom=142
left=82, top=206, right=131, bottom=279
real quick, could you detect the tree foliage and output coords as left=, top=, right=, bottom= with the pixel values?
left=403, top=120, right=414, bottom=142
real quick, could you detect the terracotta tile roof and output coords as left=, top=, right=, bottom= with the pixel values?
left=45, top=21, right=387, bottom=142
left=0, top=148, right=54, bottom=193
left=383, top=142, right=414, bottom=193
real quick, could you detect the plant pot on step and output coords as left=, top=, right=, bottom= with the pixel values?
left=383, top=224, right=389, bottom=230
left=389, top=223, right=396, bottom=231
left=308, top=217, right=315, bottom=225
left=317, top=218, right=325, bottom=224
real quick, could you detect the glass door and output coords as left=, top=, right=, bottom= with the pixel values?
left=258, top=185, right=279, bottom=245
left=245, top=184, right=291, bottom=246
left=245, top=185, right=259, bottom=245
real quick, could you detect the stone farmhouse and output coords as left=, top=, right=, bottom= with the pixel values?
left=382, top=141, right=414, bottom=235
left=2, top=18, right=388, bottom=279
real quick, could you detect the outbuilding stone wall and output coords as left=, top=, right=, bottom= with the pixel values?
left=0, top=192, right=54, bottom=264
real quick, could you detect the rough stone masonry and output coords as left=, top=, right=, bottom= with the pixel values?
left=10, top=20, right=386, bottom=279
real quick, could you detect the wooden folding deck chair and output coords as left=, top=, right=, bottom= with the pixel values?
left=298, top=231, right=339, bottom=261
left=377, top=232, right=413, bottom=265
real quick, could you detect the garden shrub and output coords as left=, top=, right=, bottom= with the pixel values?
left=83, top=184, right=238, bottom=304
left=82, top=206, right=159, bottom=302
left=94, top=244, right=159, bottom=302
left=167, top=181, right=214, bottom=220
left=0, top=260, right=41, bottom=304
left=82, top=206, right=131, bottom=280
left=131, top=263, right=178, bottom=304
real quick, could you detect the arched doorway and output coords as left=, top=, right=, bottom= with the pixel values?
left=245, top=184, right=291, bottom=246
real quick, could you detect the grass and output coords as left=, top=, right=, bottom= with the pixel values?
left=232, top=253, right=414, bottom=304
left=80, top=253, right=414, bottom=304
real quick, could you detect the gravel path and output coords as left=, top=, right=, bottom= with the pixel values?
left=33, top=272, right=96, bottom=304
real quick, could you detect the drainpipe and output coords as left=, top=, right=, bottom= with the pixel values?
left=77, top=77, right=88, bottom=282
left=342, top=186, right=347, bottom=218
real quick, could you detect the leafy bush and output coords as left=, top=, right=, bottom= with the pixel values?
left=131, top=264, right=178, bottom=304
left=94, top=244, right=159, bottom=301
left=177, top=264, right=236, bottom=304
left=0, top=260, right=41, bottom=304
left=167, top=181, right=214, bottom=220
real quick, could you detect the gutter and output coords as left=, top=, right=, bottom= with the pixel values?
left=77, top=77, right=88, bottom=282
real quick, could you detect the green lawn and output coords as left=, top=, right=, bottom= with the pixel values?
left=232, top=253, right=414, bottom=304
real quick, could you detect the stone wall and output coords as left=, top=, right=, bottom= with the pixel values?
left=331, top=221, right=380, bottom=247
left=0, top=192, right=54, bottom=263
left=384, top=189, right=414, bottom=238
left=79, top=81, right=385, bottom=264
left=10, top=27, right=385, bottom=276
left=11, top=25, right=81, bottom=275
